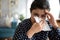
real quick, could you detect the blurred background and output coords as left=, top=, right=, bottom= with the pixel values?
left=0, top=0, right=60, bottom=40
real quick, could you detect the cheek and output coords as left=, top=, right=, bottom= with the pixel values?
left=31, top=14, right=35, bottom=17
left=31, top=15, right=35, bottom=19
left=31, top=14, right=35, bottom=19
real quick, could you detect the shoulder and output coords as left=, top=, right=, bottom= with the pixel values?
left=18, top=18, right=31, bottom=27
left=21, top=18, right=31, bottom=24
left=16, top=18, right=32, bottom=31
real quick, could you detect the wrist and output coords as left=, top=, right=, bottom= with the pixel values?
left=27, top=29, right=35, bottom=38
left=53, top=23, right=58, bottom=29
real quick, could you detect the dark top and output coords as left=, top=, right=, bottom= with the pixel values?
left=13, top=18, right=60, bottom=40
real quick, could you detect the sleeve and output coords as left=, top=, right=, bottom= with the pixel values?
left=48, top=26, right=60, bottom=40
left=13, top=23, right=30, bottom=40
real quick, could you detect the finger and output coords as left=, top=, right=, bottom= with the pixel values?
left=45, top=10, right=53, bottom=18
left=40, top=20, right=44, bottom=25
left=47, top=14, right=54, bottom=20
left=40, top=21, right=46, bottom=28
left=47, top=15, right=51, bottom=20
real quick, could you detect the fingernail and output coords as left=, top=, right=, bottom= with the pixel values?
left=45, top=10, right=48, bottom=12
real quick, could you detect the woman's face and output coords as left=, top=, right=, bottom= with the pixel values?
left=31, top=8, right=47, bottom=21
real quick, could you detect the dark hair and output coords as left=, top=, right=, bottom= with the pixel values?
left=30, top=0, right=50, bottom=12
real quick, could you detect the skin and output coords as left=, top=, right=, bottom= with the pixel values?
left=27, top=8, right=58, bottom=38
left=31, top=9, right=47, bottom=23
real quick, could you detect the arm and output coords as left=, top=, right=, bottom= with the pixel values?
left=13, top=23, right=30, bottom=40
left=45, top=10, right=60, bottom=40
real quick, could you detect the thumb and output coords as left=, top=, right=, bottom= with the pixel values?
left=40, top=20, right=44, bottom=25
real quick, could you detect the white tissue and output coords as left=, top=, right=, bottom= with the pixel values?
left=34, top=16, right=41, bottom=23
left=42, top=22, right=51, bottom=31
left=34, top=16, right=51, bottom=31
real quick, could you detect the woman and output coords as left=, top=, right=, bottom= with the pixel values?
left=13, top=0, right=60, bottom=40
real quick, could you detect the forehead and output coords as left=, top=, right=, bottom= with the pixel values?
left=32, top=9, right=45, bottom=14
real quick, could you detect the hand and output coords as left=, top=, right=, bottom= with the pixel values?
left=27, top=20, right=45, bottom=38
left=45, top=10, right=58, bottom=28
